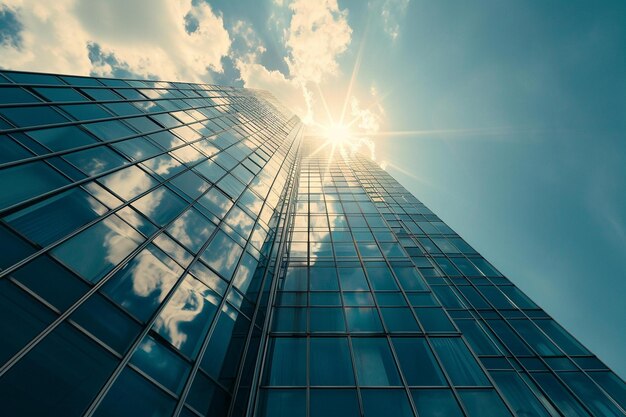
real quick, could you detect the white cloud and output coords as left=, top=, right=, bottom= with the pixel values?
left=0, top=0, right=231, bottom=82
left=373, top=0, right=410, bottom=41
left=237, top=0, right=352, bottom=123
left=285, top=0, right=352, bottom=84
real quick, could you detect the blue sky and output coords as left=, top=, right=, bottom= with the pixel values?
left=1, top=0, right=625, bottom=377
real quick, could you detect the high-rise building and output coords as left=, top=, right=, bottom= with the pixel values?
left=0, top=70, right=623, bottom=417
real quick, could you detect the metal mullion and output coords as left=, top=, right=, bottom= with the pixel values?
left=0, top=113, right=267, bottom=218
left=241, top=134, right=304, bottom=417
left=81, top=122, right=302, bottom=417
left=169, top=124, right=302, bottom=417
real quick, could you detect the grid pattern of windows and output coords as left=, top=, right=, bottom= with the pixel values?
left=0, top=71, right=624, bottom=417
left=253, top=138, right=626, bottom=417
left=0, top=70, right=302, bottom=417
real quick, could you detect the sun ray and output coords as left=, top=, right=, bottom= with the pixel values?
left=315, top=83, right=335, bottom=126
left=339, top=25, right=368, bottom=124
left=364, top=126, right=530, bottom=138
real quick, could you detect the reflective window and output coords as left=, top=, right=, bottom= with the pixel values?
left=532, top=373, right=591, bottom=417
left=411, top=389, right=463, bottom=417
left=310, top=389, right=360, bottom=417
left=491, top=371, right=557, bottom=417
left=392, top=338, right=446, bottom=386
left=352, top=338, right=401, bottom=386
left=257, top=389, right=305, bottom=417
left=93, top=368, right=176, bottom=417
left=346, top=307, right=383, bottom=332
left=51, top=215, right=144, bottom=283
left=264, top=338, right=306, bottom=386
left=310, top=338, right=354, bottom=386
left=458, top=389, right=513, bottom=417
left=130, top=335, right=190, bottom=394
left=430, top=338, right=489, bottom=386
left=361, top=389, right=414, bottom=417
left=153, top=273, right=220, bottom=357
left=0, top=161, right=70, bottom=210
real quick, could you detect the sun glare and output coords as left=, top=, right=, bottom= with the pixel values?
left=325, top=123, right=352, bottom=143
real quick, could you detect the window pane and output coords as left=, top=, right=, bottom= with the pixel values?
left=201, top=230, right=243, bottom=281
left=430, top=338, right=489, bottom=386
left=27, top=126, right=98, bottom=152
left=589, top=371, right=626, bottom=410
left=0, top=161, right=69, bottom=210
left=310, top=338, right=354, bottom=386
left=0, top=279, right=56, bottom=364
left=5, top=187, right=106, bottom=246
left=51, top=215, right=144, bottom=283
left=532, top=372, right=591, bottom=417
left=361, top=389, right=414, bottom=417
left=352, top=338, right=401, bottom=386
left=346, top=307, right=383, bottom=333
left=411, top=389, right=463, bottom=417
left=0, top=322, right=117, bottom=417
left=185, top=372, right=229, bottom=416
left=309, top=308, right=346, bottom=332
left=458, top=389, right=513, bottom=417
left=338, top=267, right=369, bottom=290
left=491, top=371, right=555, bottom=417
left=166, top=208, right=216, bottom=253
left=560, top=372, right=623, bottom=417
left=257, top=389, right=305, bottom=417
left=381, top=308, right=420, bottom=332
left=93, top=368, right=176, bottom=417
left=263, top=338, right=306, bottom=386
left=392, top=338, right=446, bottom=386
left=310, top=389, right=360, bottom=417
left=102, top=245, right=183, bottom=321
left=153, top=274, right=220, bottom=358
left=272, top=307, right=306, bottom=332
left=130, top=335, right=190, bottom=394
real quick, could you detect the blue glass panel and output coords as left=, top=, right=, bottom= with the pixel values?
left=2, top=86, right=40, bottom=103
left=560, top=372, right=623, bottom=417
left=0, top=161, right=69, bottom=210
left=392, top=266, right=427, bottom=290
left=411, top=389, right=463, bottom=417
left=491, top=371, right=557, bottom=417
left=414, top=308, right=456, bottom=332
left=93, top=368, right=175, bottom=417
left=0, top=105, right=67, bottom=127
left=166, top=208, right=216, bottom=253
left=130, top=335, right=190, bottom=394
left=225, top=205, right=255, bottom=239
left=201, top=230, right=243, bottom=280
left=153, top=274, right=220, bottom=358
left=141, top=154, right=184, bottom=179
left=60, top=104, right=111, bottom=120
left=381, top=308, right=420, bottom=332
left=338, top=267, right=369, bottom=290
left=282, top=267, right=307, bottom=291
left=366, top=264, right=398, bottom=290
left=257, top=389, right=305, bottom=417
left=343, top=291, right=374, bottom=306
left=264, top=338, right=306, bottom=386
left=71, top=292, right=140, bottom=354
left=310, top=389, right=360, bottom=417
left=532, top=372, right=591, bottom=417
left=12, top=255, right=89, bottom=311
left=5, top=187, right=107, bottom=246
left=132, top=185, right=187, bottom=226
left=310, top=292, right=341, bottom=306
left=82, top=119, right=134, bottom=140
left=309, top=307, right=346, bottom=332
left=454, top=320, right=502, bottom=355
left=0, top=279, right=56, bottom=364
left=51, top=215, right=144, bottom=283
left=346, top=307, right=383, bottom=332
left=352, top=338, right=401, bottom=386
left=102, top=245, right=183, bottom=322
left=310, top=338, right=354, bottom=386
left=361, top=389, right=414, bottom=417
left=458, top=389, right=513, bottom=417
left=98, top=165, right=158, bottom=201
left=186, top=372, right=229, bottom=416
left=64, top=146, right=128, bottom=175
left=27, top=125, right=98, bottom=151
left=392, top=338, right=446, bottom=386
left=0, top=224, right=36, bottom=269
left=272, top=307, right=306, bottom=332
left=0, top=322, right=117, bottom=417
left=534, top=319, right=590, bottom=355
left=200, top=304, right=250, bottom=388
left=589, top=372, right=626, bottom=410
left=430, top=338, right=489, bottom=386
left=509, top=319, right=561, bottom=356
left=309, top=266, right=339, bottom=290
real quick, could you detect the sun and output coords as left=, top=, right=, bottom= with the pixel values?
left=324, top=123, right=352, bottom=143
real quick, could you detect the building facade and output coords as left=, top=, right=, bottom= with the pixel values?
left=0, top=70, right=623, bottom=417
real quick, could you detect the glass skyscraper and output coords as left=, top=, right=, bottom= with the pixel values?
left=0, top=70, right=623, bottom=417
